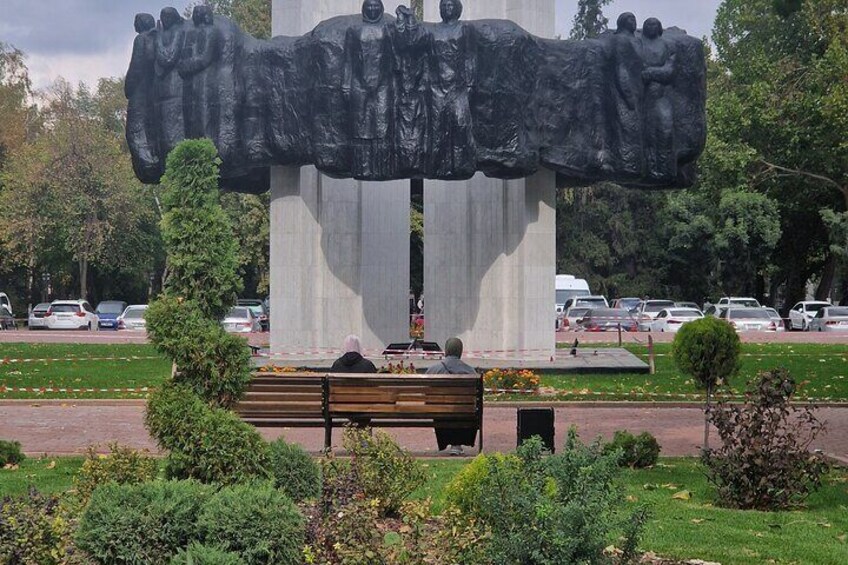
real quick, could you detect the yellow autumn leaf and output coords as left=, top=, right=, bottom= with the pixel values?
left=672, top=490, right=691, bottom=500
left=46, top=460, right=56, bottom=469
left=691, top=519, right=704, bottom=524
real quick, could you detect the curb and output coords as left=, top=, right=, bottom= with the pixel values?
left=0, top=399, right=148, bottom=407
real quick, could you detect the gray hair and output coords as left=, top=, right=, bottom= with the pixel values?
left=445, top=337, right=464, bottom=358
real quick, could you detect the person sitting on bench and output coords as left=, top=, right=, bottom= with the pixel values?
left=332, top=334, right=377, bottom=373
left=426, top=337, right=477, bottom=456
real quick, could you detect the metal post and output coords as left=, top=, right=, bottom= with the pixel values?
left=648, top=335, right=656, bottom=375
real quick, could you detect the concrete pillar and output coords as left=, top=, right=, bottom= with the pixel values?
left=270, top=0, right=410, bottom=356
left=424, top=0, right=557, bottom=357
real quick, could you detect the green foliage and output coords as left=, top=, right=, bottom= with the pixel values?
left=444, top=433, right=644, bottom=564
left=202, top=0, right=271, bottom=39
left=341, top=427, right=428, bottom=516
left=267, top=439, right=321, bottom=503
left=603, top=431, right=661, bottom=469
left=146, top=296, right=252, bottom=408
left=71, top=444, right=158, bottom=509
left=145, top=382, right=270, bottom=485
left=672, top=317, right=741, bottom=392
left=0, top=439, right=24, bottom=465
left=444, top=452, right=514, bottom=516
left=170, top=544, right=245, bottom=565
left=704, top=368, right=829, bottom=510
left=0, top=489, right=72, bottom=564
left=159, top=139, right=242, bottom=321
left=197, top=482, right=305, bottom=565
left=75, top=480, right=213, bottom=564
left=570, top=0, right=612, bottom=40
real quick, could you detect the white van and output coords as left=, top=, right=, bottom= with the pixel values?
left=555, top=275, right=591, bottom=314
left=0, top=292, right=12, bottom=317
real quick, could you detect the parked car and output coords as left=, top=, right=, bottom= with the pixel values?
left=28, top=303, right=51, bottom=330
left=561, top=306, right=591, bottom=331
left=611, top=297, right=642, bottom=312
left=764, top=308, right=786, bottom=332
left=222, top=306, right=261, bottom=333
left=578, top=308, right=638, bottom=332
left=634, top=300, right=676, bottom=331
left=0, top=292, right=12, bottom=318
left=45, top=300, right=99, bottom=330
left=651, top=308, right=704, bottom=333
left=237, top=299, right=268, bottom=332
left=675, top=302, right=701, bottom=311
left=703, top=305, right=728, bottom=318
left=563, top=295, right=609, bottom=312
left=788, top=301, right=832, bottom=331
left=0, top=306, right=15, bottom=330
left=117, top=305, right=149, bottom=331
left=95, top=300, right=128, bottom=330
left=719, top=307, right=777, bottom=332
left=808, top=306, right=848, bottom=333
left=556, top=274, right=591, bottom=314
left=717, top=297, right=761, bottom=308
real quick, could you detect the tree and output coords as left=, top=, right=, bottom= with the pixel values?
left=672, top=317, right=741, bottom=451
left=200, top=0, right=271, bottom=38
left=570, top=0, right=612, bottom=40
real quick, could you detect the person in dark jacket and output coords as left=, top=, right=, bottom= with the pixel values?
left=332, top=335, right=378, bottom=373
left=426, top=337, right=478, bottom=455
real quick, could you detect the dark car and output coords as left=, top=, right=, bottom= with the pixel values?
left=578, top=308, right=638, bottom=332
left=95, top=300, right=128, bottom=330
left=237, top=299, right=268, bottom=332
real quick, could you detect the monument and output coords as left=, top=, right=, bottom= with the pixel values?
left=126, top=1, right=707, bottom=358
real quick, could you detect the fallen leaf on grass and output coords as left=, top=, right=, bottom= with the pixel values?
left=46, top=460, right=56, bottom=469
left=662, top=483, right=680, bottom=490
left=643, top=483, right=659, bottom=491
left=626, top=495, right=638, bottom=502
left=690, top=519, right=704, bottom=524
left=3, top=464, right=19, bottom=471
left=817, top=522, right=832, bottom=528
left=672, top=490, right=691, bottom=500
left=837, top=533, right=846, bottom=543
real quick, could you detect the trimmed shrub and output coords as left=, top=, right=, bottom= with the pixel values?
left=703, top=368, right=829, bottom=510
left=444, top=452, right=518, bottom=515
left=170, top=543, right=245, bottom=565
left=0, top=489, right=70, bottom=564
left=197, top=482, right=305, bottom=565
left=146, top=296, right=252, bottom=408
left=603, top=431, right=661, bottom=468
left=75, top=480, right=213, bottom=564
left=0, top=439, right=25, bottom=465
left=268, top=439, right=320, bottom=503
left=72, top=443, right=158, bottom=509
left=158, top=140, right=242, bottom=321
left=146, top=382, right=270, bottom=485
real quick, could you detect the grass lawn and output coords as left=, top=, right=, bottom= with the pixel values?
left=0, top=344, right=170, bottom=399
left=3, top=455, right=845, bottom=564
left=505, top=343, right=848, bottom=402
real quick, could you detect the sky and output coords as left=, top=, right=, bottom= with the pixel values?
left=1, top=0, right=722, bottom=91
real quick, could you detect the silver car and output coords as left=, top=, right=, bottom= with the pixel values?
left=222, top=306, right=260, bottom=333
left=808, top=306, right=848, bottom=333
left=720, top=307, right=774, bottom=332
left=117, top=305, right=149, bottom=331
left=562, top=306, right=590, bottom=331
left=764, top=308, right=786, bottom=332
left=28, top=303, right=51, bottom=330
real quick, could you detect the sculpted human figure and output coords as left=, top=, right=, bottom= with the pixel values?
left=343, top=0, right=395, bottom=178
left=154, top=7, right=186, bottom=160
left=640, top=17, right=676, bottom=181
left=611, top=12, right=645, bottom=178
left=125, top=13, right=160, bottom=183
left=392, top=6, right=429, bottom=176
left=428, top=0, right=477, bottom=178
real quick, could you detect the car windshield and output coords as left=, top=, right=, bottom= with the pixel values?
left=123, top=308, right=146, bottom=319
left=806, top=303, right=829, bottom=313
left=644, top=301, right=675, bottom=312
left=556, top=289, right=590, bottom=304
left=567, top=308, right=590, bottom=317
left=51, top=304, right=80, bottom=313
left=247, top=305, right=264, bottom=316
left=729, top=308, right=770, bottom=320
left=96, top=302, right=125, bottom=314
left=576, top=298, right=606, bottom=307
left=730, top=299, right=760, bottom=307
left=670, top=309, right=702, bottom=318
left=826, top=307, right=848, bottom=317
left=33, top=304, right=50, bottom=312
left=227, top=307, right=250, bottom=319
left=589, top=309, right=631, bottom=319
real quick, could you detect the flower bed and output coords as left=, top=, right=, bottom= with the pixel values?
left=483, top=368, right=541, bottom=393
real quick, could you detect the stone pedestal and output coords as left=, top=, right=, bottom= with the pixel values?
left=424, top=0, right=557, bottom=357
left=270, top=0, right=410, bottom=356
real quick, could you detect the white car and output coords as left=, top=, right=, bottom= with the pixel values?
left=717, top=297, right=762, bottom=308
left=808, top=306, right=848, bottom=333
left=117, top=305, right=149, bottom=331
left=222, top=306, right=261, bottom=333
left=561, top=306, right=591, bottom=331
left=28, top=302, right=51, bottom=330
left=634, top=300, right=676, bottom=331
left=0, top=292, right=12, bottom=318
left=720, top=307, right=776, bottom=332
left=788, top=301, right=832, bottom=331
left=45, top=300, right=99, bottom=330
left=651, top=308, right=704, bottom=333
left=764, top=308, right=786, bottom=332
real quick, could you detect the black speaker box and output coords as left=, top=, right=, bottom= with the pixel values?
left=517, top=407, right=555, bottom=453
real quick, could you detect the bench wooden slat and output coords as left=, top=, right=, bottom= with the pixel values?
left=330, top=403, right=476, bottom=415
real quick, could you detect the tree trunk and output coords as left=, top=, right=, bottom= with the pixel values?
left=815, top=254, right=836, bottom=301
left=79, top=257, right=88, bottom=300
left=703, top=382, right=712, bottom=453
left=26, top=256, right=35, bottom=304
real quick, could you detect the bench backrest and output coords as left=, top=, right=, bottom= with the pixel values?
left=236, top=374, right=326, bottom=420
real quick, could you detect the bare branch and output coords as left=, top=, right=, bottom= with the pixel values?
left=758, top=159, right=847, bottom=196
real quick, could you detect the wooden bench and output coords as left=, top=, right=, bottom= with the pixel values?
left=235, top=373, right=483, bottom=452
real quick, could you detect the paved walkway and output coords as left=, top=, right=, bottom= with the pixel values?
left=1, top=401, right=845, bottom=462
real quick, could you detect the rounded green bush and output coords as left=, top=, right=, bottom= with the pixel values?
left=268, top=439, right=321, bottom=503
left=197, top=482, right=305, bottom=565
left=602, top=431, right=661, bottom=468
left=75, top=480, right=213, bottom=564
left=0, top=439, right=25, bottom=466
left=444, top=453, right=521, bottom=515
left=672, top=316, right=741, bottom=392
left=170, top=543, right=245, bottom=565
